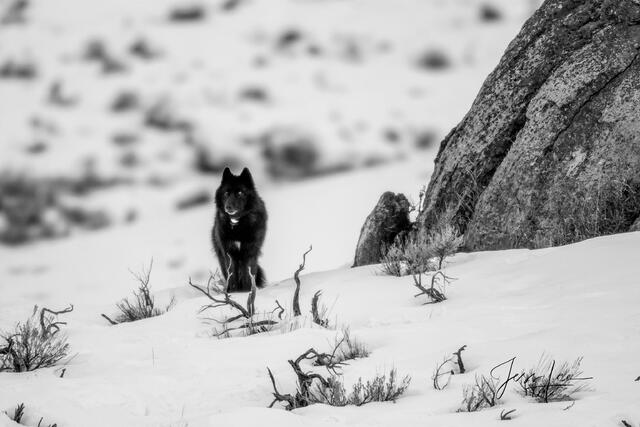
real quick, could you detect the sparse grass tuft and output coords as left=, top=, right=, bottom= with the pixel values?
left=316, top=369, right=411, bottom=406
left=4, top=402, right=58, bottom=427
left=458, top=374, right=501, bottom=412
left=102, top=261, right=174, bottom=324
left=333, top=329, right=370, bottom=362
left=539, top=179, right=640, bottom=248
left=518, top=355, right=591, bottom=403
left=6, top=403, right=24, bottom=423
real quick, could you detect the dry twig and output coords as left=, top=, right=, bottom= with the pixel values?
left=453, top=345, right=467, bottom=374
left=500, top=409, right=516, bottom=420
left=293, top=245, right=312, bottom=316
left=413, top=270, right=451, bottom=303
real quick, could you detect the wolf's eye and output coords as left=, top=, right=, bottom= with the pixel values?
left=237, top=191, right=244, bottom=196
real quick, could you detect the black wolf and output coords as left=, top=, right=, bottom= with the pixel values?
left=212, top=167, right=267, bottom=292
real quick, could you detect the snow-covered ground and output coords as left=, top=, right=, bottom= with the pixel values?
left=1, top=155, right=639, bottom=426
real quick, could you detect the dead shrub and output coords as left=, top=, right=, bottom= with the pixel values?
left=276, top=28, right=305, bottom=51
left=428, top=221, right=463, bottom=270
left=144, top=99, right=191, bottom=132
left=433, top=345, right=466, bottom=390
left=379, top=243, right=406, bottom=277
left=175, top=190, right=212, bottom=211
left=518, top=355, right=592, bottom=403
left=129, top=37, right=161, bottom=60
left=0, top=171, right=119, bottom=245
left=333, top=328, right=370, bottom=362
left=0, top=173, right=56, bottom=244
left=260, top=127, right=321, bottom=180
left=458, top=374, right=501, bottom=412
left=81, top=38, right=127, bottom=74
left=168, top=4, right=206, bottom=22
left=1, top=0, right=29, bottom=25
left=479, top=3, right=503, bottom=22
left=416, top=49, right=451, bottom=71
left=0, top=305, right=73, bottom=372
left=192, top=143, right=239, bottom=175
left=317, top=369, right=411, bottom=407
left=380, top=237, right=435, bottom=277
left=238, top=85, right=270, bottom=103
left=415, top=129, right=438, bottom=150
left=0, top=58, right=37, bottom=79
left=110, top=90, right=140, bottom=113
left=101, top=261, right=174, bottom=324
left=189, top=265, right=278, bottom=338
left=267, top=344, right=408, bottom=410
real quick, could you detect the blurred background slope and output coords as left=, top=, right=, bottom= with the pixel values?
left=0, top=0, right=541, bottom=246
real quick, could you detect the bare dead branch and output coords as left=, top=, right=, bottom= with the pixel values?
left=311, top=290, right=328, bottom=328
left=453, top=345, right=467, bottom=374
left=267, top=345, right=345, bottom=410
left=39, top=304, right=74, bottom=338
left=413, top=270, right=450, bottom=304
left=267, top=367, right=298, bottom=410
left=247, top=268, right=257, bottom=317
left=433, top=357, right=454, bottom=390
left=100, top=314, right=117, bottom=325
left=190, top=266, right=277, bottom=338
left=189, top=276, right=251, bottom=318
left=272, top=300, right=285, bottom=320
left=500, top=409, right=516, bottom=420
left=293, top=245, right=313, bottom=316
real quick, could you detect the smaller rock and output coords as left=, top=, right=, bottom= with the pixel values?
left=353, top=192, right=411, bottom=267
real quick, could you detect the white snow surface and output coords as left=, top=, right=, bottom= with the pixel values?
left=1, top=157, right=639, bottom=426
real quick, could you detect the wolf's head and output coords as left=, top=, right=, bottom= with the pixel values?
left=215, top=167, right=256, bottom=224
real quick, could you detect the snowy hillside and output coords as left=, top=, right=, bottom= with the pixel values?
left=1, top=194, right=639, bottom=425
left=4, top=0, right=639, bottom=426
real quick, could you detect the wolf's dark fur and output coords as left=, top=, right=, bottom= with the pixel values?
left=212, top=167, right=267, bottom=292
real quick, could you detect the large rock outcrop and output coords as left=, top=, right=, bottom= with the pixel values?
left=416, top=0, right=640, bottom=250
left=353, top=192, right=411, bottom=266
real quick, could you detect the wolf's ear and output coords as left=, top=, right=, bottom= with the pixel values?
left=240, top=167, right=255, bottom=188
left=222, top=167, right=233, bottom=182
